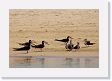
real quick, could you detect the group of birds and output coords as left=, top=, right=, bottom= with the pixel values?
left=13, top=40, right=49, bottom=53
left=55, top=36, right=80, bottom=51
left=13, top=36, right=96, bottom=53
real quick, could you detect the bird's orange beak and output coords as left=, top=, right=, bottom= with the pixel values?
left=44, top=41, right=49, bottom=45
left=70, top=36, right=74, bottom=39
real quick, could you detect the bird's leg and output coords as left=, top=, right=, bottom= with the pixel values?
left=27, top=50, right=28, bottom=53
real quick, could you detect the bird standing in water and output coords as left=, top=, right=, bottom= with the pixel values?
left=55, top=36, right=73, bottom=43
left=32, top=41, right=49, bottom=51
left=13, top=40, right=32, bottom=53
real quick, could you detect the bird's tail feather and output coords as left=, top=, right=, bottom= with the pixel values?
left=55, top=39, right=61, bottom=41
left=13, top=48, right=20, bottom=51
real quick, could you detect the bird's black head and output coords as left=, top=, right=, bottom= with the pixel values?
left=67, top=36, right=73, bottom=39
left=67, top=36, right=70, bottom=39
left=42, top=41, right=44, bottom=44
left=29, top=40, right=32, bottom=43
left=42, top=41, right=49, bottom=45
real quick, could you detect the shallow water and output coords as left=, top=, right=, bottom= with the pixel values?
left=10, top=56, right=99, bottom=68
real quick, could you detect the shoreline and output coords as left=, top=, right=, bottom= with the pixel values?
left=10, top=51, right=99, bottom=57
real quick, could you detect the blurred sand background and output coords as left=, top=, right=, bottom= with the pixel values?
left=9, top=9, right=99, bottom=58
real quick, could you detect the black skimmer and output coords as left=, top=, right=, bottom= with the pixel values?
left=13, top=40, right=32, bottom=53
left=84, top=39, right=96, bottom=46
left=74, top=42, right=80, bottom=49
left=65, top=40, right=74, bottom=51
left=73, top=42, right=80, bottom=51
left=55, top=36, right=73, bottom=43
left=32, top=41, right=49, bottom=51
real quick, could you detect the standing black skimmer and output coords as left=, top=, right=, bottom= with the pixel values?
left=13, top=40, right=32, bottom=53
left=65, top=40, right=74, bottom=51
left=32, top=41, right=49, bottom=51
left=84, top=39, right=96, bottom=46
left=55, top=36, right=73, bottom=43
left=73, top=42, right=80, bottom=51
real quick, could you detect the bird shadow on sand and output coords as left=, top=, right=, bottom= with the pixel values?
left=12, top=52, right=28, bottom=54
left=33, top=51, right=44, bottom=52
left=81, top=46, right=92, bottom=48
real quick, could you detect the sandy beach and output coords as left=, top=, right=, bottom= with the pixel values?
left=9, top=9, right=99, bottom=68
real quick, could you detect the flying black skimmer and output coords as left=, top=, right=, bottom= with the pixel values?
left=32, top=41, right=49, bottom=51
left=13, top=40, right=32, bottom=53
left=84, top=39, right=96, bottom=46
left=65, top=40, right=74, bottom=51
left=55, top=36, right=73, bottom=43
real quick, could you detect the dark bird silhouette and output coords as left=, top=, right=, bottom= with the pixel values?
left=65, top=40, right=74, bottom=51
left=84, top=39, right=96, bottom=46
left=73, top=42, right=80, bottom=51
left=55, top=36, right=73, bottom=43
left=13, top=40, right=32, bottom=53
left=32, top=41, right=49, bottom=51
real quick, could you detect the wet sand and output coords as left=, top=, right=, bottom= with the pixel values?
left=9, top=9, right=99, bottom=68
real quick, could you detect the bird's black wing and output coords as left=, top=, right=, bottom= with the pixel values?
left=13, top=46, right=29, bottom=51
left=32, top=44, right=43, bottom=48
left=18, top=42, right=29, bottom=46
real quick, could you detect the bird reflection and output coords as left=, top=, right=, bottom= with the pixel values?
left=24, top=56, right=32, bottom=62
left=11, top=56, right=98, bottom=68
left=38, top=58, right=45, bottom=68
left=65, top=58, right=73, bottom=67
left=23, top=56, right=32, bottom=66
